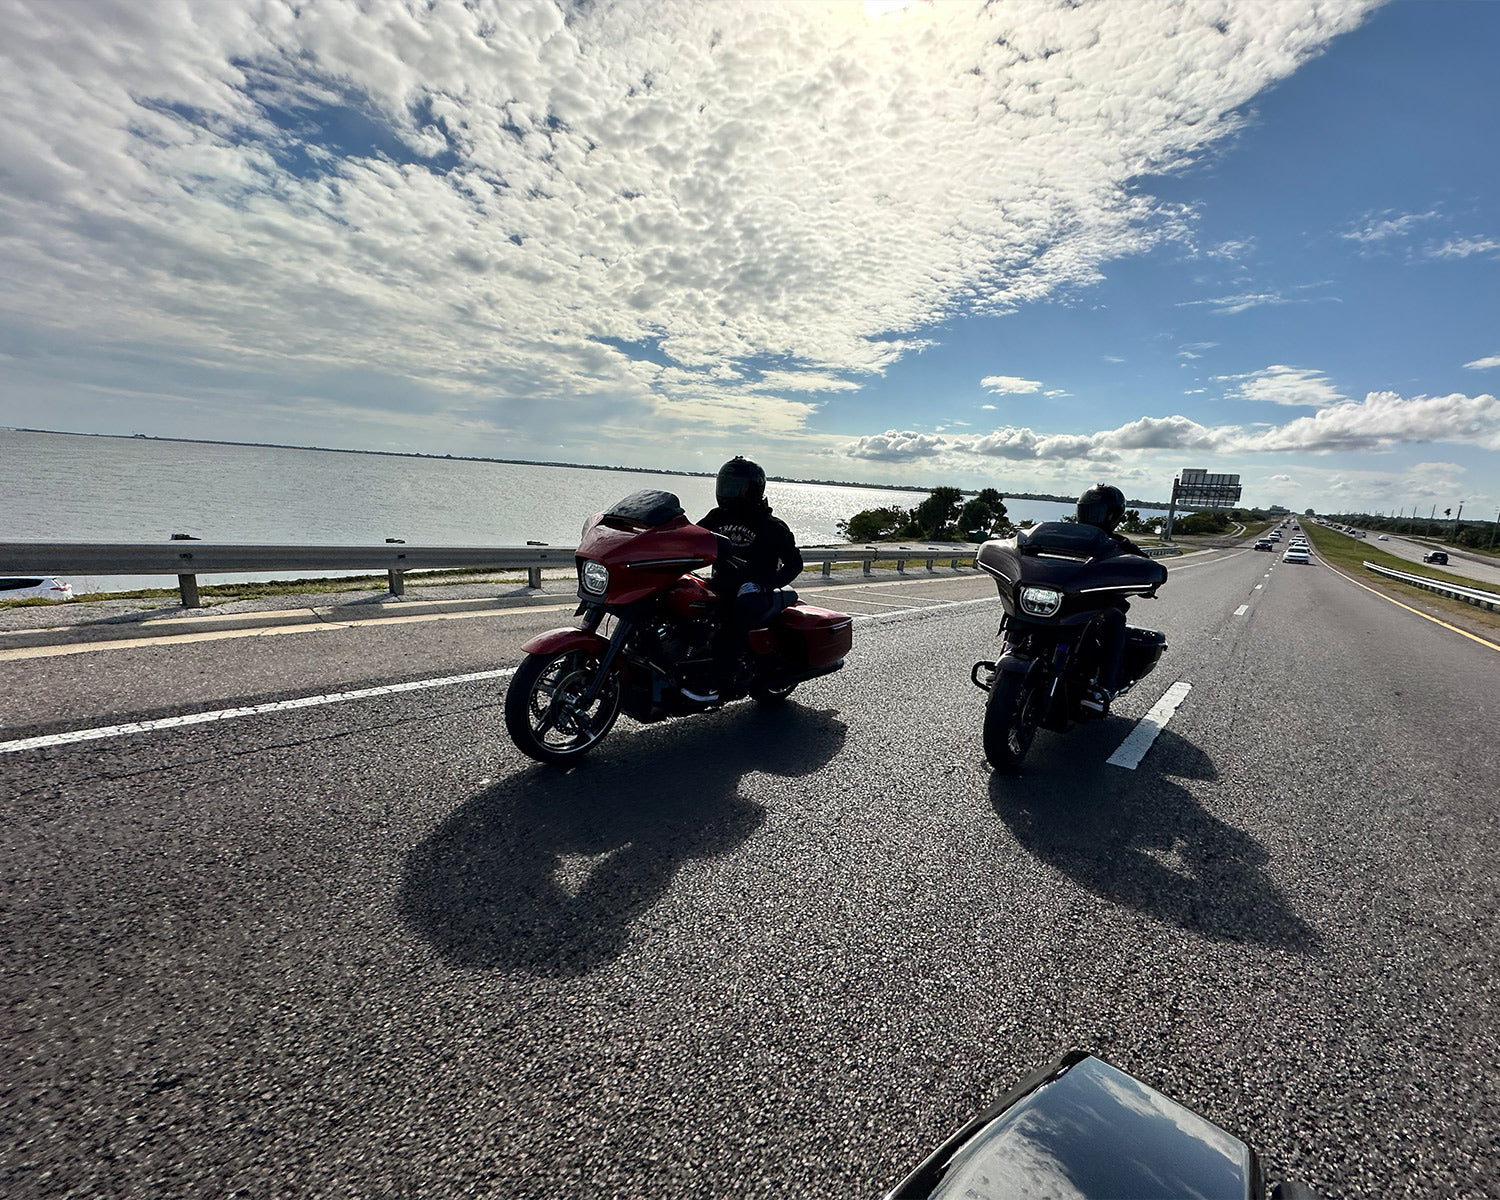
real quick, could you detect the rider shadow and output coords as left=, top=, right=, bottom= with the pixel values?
left=991, top=728, right=1321, bottom=954
left=398, top=705, right=847, bottom=977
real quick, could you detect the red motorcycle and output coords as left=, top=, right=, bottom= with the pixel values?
left=504, top=489, right=853, bottom=765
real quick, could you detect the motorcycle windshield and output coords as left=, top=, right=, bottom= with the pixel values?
left=918, top=1056, right=1252, bottom=1200
left=976, top=540, right=1167, bottom=592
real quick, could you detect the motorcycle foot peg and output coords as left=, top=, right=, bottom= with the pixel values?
left=970, top=661, right=997, bottom=692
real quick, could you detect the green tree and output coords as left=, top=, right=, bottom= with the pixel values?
left=911, top=487, right=964, bottom=539
left=1121, top=508, right=1142, bottom=533
left=837, top=506, right=909, bottom=542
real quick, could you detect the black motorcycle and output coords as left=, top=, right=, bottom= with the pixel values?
left=971, top=522, right=1168, bottom=771
left=885, top=1049, right=1324, bottom=1199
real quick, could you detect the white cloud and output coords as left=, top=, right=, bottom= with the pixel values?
left=0, top=0, right=1379, bottom=455
left=981, top=375, right=1044, bottom=395
left=1220, top=364, right=1345, bottom=407
left=1340, top=209, right=1439, bottom=244
left=1228, top=391, right=1500, bottom=453
left=1464, top=355, right=1500, bottom=370
left=843, top=389, right=1500, bottom=467
left=1430, top=236, right=1500, bottom=260
left=844, top=430, right=947, bottom=461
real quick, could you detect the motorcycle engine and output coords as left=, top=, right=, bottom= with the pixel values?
left=648, top=620, right=716, bottom=671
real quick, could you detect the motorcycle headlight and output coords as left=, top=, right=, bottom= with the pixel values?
left=580, top=559, right=609, bottom=596
left=1018, top=585, right=1063, bottom=617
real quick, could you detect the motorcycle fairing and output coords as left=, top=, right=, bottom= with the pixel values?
left=578, top=516, right=719, bottom=607
left=886, top=1051, right=1258, bottom=1200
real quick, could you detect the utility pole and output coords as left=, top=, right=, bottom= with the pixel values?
left=1491, top=507, right=1499, bottom=550
left=1429, top=504, right=1437, bottom=537
left=1453, top=501, right=1464, bottom=540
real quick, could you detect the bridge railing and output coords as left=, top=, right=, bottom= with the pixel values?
left=1, top=540, right=984, bottom=608
left=1363, top=560, right=1500, bottom=612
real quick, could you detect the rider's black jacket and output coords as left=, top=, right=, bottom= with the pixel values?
left=1107, top=532, right=1150, bottom=560
left=699, top=503, right=803, bottom=596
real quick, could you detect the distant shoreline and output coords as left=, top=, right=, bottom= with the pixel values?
left=5, top=426, right=1168, bottom=508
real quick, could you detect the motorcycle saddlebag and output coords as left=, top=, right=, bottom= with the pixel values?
left=1121, top=626, right=1167, bottom=683
left=775, top=605, right=853, bottom=671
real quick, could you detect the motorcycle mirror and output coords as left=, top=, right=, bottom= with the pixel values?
left=886, top=1051, right=1289, bottom=1200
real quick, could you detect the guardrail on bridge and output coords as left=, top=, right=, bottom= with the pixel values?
left=0, top=540, right=983, bottom=609
left=1363, top=560, right=1500, bottom=612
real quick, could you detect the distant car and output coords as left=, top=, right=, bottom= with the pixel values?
left=1378, top=534, right=1390, bottom=540
left=1254, top=539, right=1274, bottom=551
left=1422, top=550, right=1448, bottom=564
left=1282, top=548, right=1311, bottom=564
left=1269, top=532, right=1281, bottom=541
left=0, top=576, right=73, bottom=601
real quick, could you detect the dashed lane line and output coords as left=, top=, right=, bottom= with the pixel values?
left=1234, top=604, right=1249, bottom=616
left=1107, top=681, right=1193, bottom=770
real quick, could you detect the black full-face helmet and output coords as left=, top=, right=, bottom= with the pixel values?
left=1076, top=483, right=1126, bottom=532
left=716, top=456, right=766, bottom=508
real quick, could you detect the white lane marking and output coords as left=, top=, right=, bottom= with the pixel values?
left=3, top=594, right=1001, bottom=755
left=1254, top=584, right=1263, bottom=590
left=1107, top=681, right=1192, bottom=770
left=1234, top=604, right=1249, bottom=616
left=0, top=668, right=518, bottom=755
left=853, top=596, right=997, bottom=623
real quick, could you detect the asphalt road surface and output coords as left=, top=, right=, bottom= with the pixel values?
left=3, top=550, right=1497, bottom=1198
left=1326, top=527, right=1500, bottom=589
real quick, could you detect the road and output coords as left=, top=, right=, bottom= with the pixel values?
left=1327, top=527, right=1500, bottom=589
left=3, top=549, right=1497, bottom=1198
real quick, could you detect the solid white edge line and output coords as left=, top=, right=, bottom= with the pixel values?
left=0, top=668, right=518, bottom=755
left=6, top=593, right=1002, bottom=755
left=1107, top=680, right=1192, bottom=770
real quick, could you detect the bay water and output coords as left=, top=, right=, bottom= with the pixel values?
left=3, top=429, right=1101, bottom=595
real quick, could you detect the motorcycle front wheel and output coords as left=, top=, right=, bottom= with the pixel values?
left=983, top=670, right=1041, bottom=772
left=504, top=649, right=622, bottom=765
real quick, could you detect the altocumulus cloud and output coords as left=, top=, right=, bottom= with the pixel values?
left=0, top=0, right=1376, bottom=451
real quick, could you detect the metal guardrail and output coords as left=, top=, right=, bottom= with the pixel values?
left=1363, top=561, right=1500, bottom=612
left=0, top=540, right=983, bottom=609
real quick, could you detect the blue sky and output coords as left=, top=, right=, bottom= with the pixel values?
left=1, top=0, right=1496, bottom=514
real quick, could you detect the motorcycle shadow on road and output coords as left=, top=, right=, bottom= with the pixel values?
left=989, top=728, right=1321, bottom=954
left=398, top=705, right=847, bottom=977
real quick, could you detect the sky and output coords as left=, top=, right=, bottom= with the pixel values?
left=1, top=0, right=1497, bottom=515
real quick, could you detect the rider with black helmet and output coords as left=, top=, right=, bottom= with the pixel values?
left=691, top=456, right=803, bottom=701
left=1074, top=483, right=1148, bottom=713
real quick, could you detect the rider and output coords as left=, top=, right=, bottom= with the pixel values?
left=688, top=456, right=803, bottom=702
left=1074, top=483, right=1149, bottom=714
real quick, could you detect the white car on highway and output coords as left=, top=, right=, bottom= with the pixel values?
left=1283, top=547, right=1311, bottom=564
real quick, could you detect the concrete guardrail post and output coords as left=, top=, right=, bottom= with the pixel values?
left=387, top=569, right=404, bottom=597
left=528, top=567, right=542, bottom=588
left=177, top=574, right=200, bottom=609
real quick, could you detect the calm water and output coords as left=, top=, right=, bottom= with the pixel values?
left=3, top=429, right=1096, bottom=594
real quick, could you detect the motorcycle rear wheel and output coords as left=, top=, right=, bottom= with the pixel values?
left=504, top=649, right=622, bottom=765
left=983, top=670, right=1040, bottom=772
